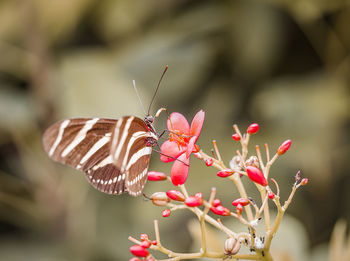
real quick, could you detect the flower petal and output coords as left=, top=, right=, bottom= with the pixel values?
left=186, top=136, right=197, bottom=158
left=190, top=110, right=205, bottom=137
left=170, top=153, right=190, bottom=186
left=160, top=140, right=185, bottom=162
left=167, top=112, right=190, bottom=134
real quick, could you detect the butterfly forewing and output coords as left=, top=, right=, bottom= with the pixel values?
left=43, top=118, right=116, bottom=170
left=43, top=116, right=157, bottom=196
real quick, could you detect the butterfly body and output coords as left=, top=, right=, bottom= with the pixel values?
left=43, top=116, right=158, bottom=196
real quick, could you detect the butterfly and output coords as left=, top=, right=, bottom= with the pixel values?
left=42, top=67, right=168, bottom=197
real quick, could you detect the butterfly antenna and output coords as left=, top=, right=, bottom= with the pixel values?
left=133, top=80, right=147, bottom=115
left=147, top=65, right=168, bottom=116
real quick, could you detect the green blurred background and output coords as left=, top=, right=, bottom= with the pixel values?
left=0, top=0, right=350, bottom=260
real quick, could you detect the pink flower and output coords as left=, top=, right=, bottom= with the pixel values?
left=160, top=110, right=205, bottom=186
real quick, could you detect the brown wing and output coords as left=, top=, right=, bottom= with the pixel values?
left=43, top=118, right=125, bottom=194
left=109, top=116, right=157, bottom=196
left=43, top=116, right=157, bottom=196
left=43, top=118, right=116, bottom=170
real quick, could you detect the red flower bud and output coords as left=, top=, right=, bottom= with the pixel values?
left=205, top=158, right=213, bottom=166
left=247, top=123, right=259, bottom=134
left=232, top=198, right=250, bottom=207
left=151, top=192, right=170, bottom=206
left=236, top=204, right=243, bottom=215
left=162, top=209, right=171, bottom=217
left=140, top=233, right=149, bottom=241
left=217, top=169, right=234, bottom=178
left=210, top=205, right=231, bottom=216
left=246, top=166, right=268, bottom=186
left=212, top=198, right=221, bottom=207
left=147, top=171, right=167, bottom=181
left=300, top=178, right=308, bottom=186
left=166, top=190, right=185, bottom=201
left=277, top=139, right=291, bottom=155
left=130, top=245, right=149, bottom=257
left=140, top=240, right=151, bottom=248
left=268, top=192, right=275, bottom=199
left=185, top=196, right=203, bottom=207
left=151, top=240, right=157, bottom=245
left=232, top=133, right=241, bottom=141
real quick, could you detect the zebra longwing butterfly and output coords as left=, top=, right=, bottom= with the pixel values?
left=43, top=115, right=158, bottom=196
left=43, top=67, right=169, bottom=197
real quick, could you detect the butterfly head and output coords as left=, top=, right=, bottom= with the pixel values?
left=144, top=115, right=154, bottom=125
left=144, top=115, right=158, bottom=135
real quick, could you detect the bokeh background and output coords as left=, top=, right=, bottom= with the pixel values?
left=0, top=0, right=350, bottom=260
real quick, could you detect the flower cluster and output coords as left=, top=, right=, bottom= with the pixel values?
left=129, top=233, right=157, bottom=261
left=128, top=111, right=307, bottom=261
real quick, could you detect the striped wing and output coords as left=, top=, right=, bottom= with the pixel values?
left=110, top=117, right=157, bottom=196
left=43, top=117, right=157, bottom=196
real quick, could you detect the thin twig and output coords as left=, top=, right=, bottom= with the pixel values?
left=255, top=145, right=265, bottom=171
left=212, top=140, right=222, bottom=162
left=270, top=178, right=280, bottom=197
left=264, top=143, right=270, bottom=163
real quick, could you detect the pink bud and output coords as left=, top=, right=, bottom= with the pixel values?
left=151, top=192, right=170, bottom=206
left=232, top=198, right=250, bottom=207
left=205, top=158, right=213, bottom=166
left=129, top=245, right=149, bottom=257
left=210, top=205, right=231, bottom=216
left=217, top=169, right=234, bottom=178
left=247, top=123, right=259, bottom=134
left=212, top=198, right=221, bottom=207
left=162, top=209, right=171, bottom=217
left=166, top=190, right=185, bottom=201
left=232, top=133, right=241, bottom=141
left=301, top=178, right=308, bottom=186
left=268, top=192, right=275, bottom=199
left=147, top=171, right=167, bottom=181
left=246, top=166, right=268, bottom=186
left=185, top=196, right=203, bottom=207
left=277, top=139, right=291, bottom=155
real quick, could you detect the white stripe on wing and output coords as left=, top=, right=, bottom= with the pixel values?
left=111, top=118, right=123, bottom=150
left=49, top=119, right=70, bottom=156
left=61, top=118, right=99, bottom=157
left=113, top=116, right=134, bottom=160
left=79, top=135, right=110, bottom=165
left=120, top=131, right=150, bottom=172
left=126, top=146, right=152, bottom=170
left=92, top=155, right=113, bottom=170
